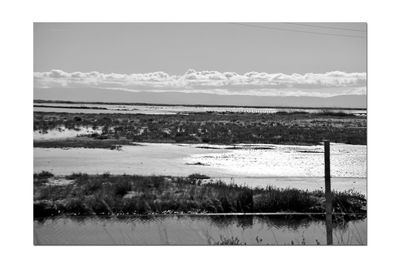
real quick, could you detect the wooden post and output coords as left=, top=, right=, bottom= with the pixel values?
left=324, top=141, right=333, bottom=245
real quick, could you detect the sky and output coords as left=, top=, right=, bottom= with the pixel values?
left=34, top=23, right=367, bottom=106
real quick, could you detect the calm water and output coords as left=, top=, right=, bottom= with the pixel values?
left=34, top=143, right=366, bottom=194
left=34, top=103, right=367, bottom=115
left=34, top=215, right=367, bottom=245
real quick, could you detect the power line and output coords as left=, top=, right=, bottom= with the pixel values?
left=230, top=23, right=365, bottom=39
left=229, top=23, right=366, bottom=39
left=285, top=22, right=366, bottom=33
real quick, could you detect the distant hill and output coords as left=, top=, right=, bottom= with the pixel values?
left=34, top=87, right=367, bottom=109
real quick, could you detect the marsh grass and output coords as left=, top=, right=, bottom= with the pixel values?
left=34, top=111, right=366, bottom=145
left=34, top=172, right=367, bottom=219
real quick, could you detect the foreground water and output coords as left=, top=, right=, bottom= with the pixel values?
left=34, top=142, right=366, bottom=194
left=34, top=215, right=366, bottom=245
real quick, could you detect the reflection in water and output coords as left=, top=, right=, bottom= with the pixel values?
left=34, top=215, right=366, bottom=245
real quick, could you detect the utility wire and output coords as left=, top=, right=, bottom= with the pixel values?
left=285, top=22, right=366, bottom=33
left=229, top=23, right=366, bottom=39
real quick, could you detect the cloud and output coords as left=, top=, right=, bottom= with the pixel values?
left=34, top=69, right=366, bottom=97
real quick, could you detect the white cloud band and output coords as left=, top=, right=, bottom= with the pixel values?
left=34, top=69, right=366, bottom=97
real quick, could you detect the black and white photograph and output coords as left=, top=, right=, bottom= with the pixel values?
left=32, top=22, right=367, bottom=245
left=5, top=0, right=400, bottom=265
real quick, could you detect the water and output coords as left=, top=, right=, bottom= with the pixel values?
left=33, top=105, right=367, bottom=246
left=34, top=103, right=367, bottom=115
left=34, top=143, right=366, bottom=194
left=34, top=215, right=366, bottom=245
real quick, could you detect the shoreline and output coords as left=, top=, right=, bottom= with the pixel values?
left=34, top=99, right=367, bottom=110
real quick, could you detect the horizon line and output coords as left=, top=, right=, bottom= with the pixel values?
left=33, top=98, right=367, bottom=110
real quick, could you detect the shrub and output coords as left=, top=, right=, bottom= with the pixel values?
left=113, top=179, right=131, bottom=197
left=34, top=171, right=54, bottom=186
left=34, top=201, right=58, bottom=217
left=34, top=171, right=54, bottom=179
left=63, top=198, right=89, bottom=215
left=187, top=173, right=210, bottom=180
